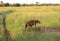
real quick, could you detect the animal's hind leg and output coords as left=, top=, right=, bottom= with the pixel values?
left=28, top=25, right=32, bottom=31
left=34, top=24, right=37, bottom=31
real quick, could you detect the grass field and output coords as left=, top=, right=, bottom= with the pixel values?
left=0, top=6, right=60, bottom=41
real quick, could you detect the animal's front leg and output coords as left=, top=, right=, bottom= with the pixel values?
left=25, top=25, right=27, bottom=28
left=35, top=24, right=37, bottom=28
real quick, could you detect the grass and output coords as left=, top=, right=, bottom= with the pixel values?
left=0, top=30, right=60, bottom=41
left=0, top=6, right=60, bottom=41
left=12, top=31, right=60, bottom=41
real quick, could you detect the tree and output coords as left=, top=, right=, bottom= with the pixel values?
left=4, top=3, right=10, bottom=6
left=35, top=2, right=39, bottom=5
left=0, top=1, right=4, bottom=6
left=15, top=3, right=20, bottom=7
left=0, top=1, right=3, bottom=3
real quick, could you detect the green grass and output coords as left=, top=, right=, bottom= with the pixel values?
left=12, top=31, right=60, bottom=41
left=0, top=30, right=60, bottom=41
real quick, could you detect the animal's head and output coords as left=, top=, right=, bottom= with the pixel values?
left=35, top=20, right=41, bottom=24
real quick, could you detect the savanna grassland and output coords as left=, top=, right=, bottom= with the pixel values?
left=0, top=6, right=60, bottom=41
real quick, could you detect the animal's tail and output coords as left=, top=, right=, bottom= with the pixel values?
left=25, top=25, right=27, bottom=28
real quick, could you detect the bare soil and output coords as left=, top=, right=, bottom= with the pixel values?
left=40, top=27, right=60, bottom=32
left=23, top=27, right=60, bottom=32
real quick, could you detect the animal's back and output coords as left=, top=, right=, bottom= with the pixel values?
left=25, top=20, right=40, bottom=28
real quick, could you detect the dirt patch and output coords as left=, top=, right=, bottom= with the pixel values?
left=40, top=27, right=60, bottom=32
left=23, top=27, right=60, bottom=32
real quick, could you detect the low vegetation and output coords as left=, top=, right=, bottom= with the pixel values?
left=0, top=6, right=60, bottom=41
